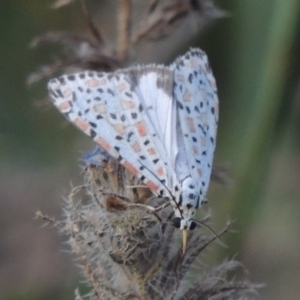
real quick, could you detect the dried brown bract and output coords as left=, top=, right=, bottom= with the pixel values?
left=28, top=0, right=226, bottom=85
left=39, top=155, right=259, bottom=300
left=37, top=152, right=259, bottom=299
left=132, top=0, right=227, bottom=42
left=52, top=0, right=76, bottom=9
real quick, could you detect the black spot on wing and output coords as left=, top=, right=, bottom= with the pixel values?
left=153, top=158, right=159, bottom=164
left=67, top=75, right=75, bottom=81
left=90, top=129, right=96, bottom=138
left=58, top=77, right=66, bottom=85
left=89, top=122, right=97, bottom=128
left=56, top=89, right=64, bottom=98
left=110, top=113, right=117, bottom=120
left=131, top=112, right=137, bottom=119
left=107, top=89, right=114, bottom=96
left=198, top=124, right=206, bottom=136
left=177, top=101, right=184, bottom=110
left=87, top=71, right=94, bottom=77
left=178, top=194, right=183, bottom=206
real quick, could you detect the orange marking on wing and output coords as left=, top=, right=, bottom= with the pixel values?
left=136, top=122, right=147, bottom=136
left=93, top=78, right=107, bottom=86
left=176, top=74, right=184, bottom=82
left=132, top=142, right=141, bottom=152
left=200, top=113, right=207, bottom=125
left=187, top=117, right=196, bottom=132
left=187, top=58, right=199, bottom=69
left=197, top=168, right=203, bottom=177
left=59, top=101, right=71, bottom=111
left=122, top=100, right=135, bottom=109
left=63, top=88, right=72, bottom=99
left=214, top=101, right=219, bottom=116
left=74, top=118, right=89, bottom=131
left=93, top=103, right=106, bottom=114
left=193, top=146, right=199, bottom=155
left=201, top=137, right=206, bottom=147
left=201, top=89, right=207, bottom=101
left=146, top=180, right=159, bottom=193
left=123, top=161, right=139, bottom=176
left=147, top=148, right=156, bottom=155
left=116, top=82, right=127, bottom=92
left=113, top=124, right=125, bottom=135
left=210, top=78, right=217, bottom=91
left=86, top=78, right=101, bottom=88
left=183, top=90, right=192, bottom=102
left=95, top=137, right=111, bottom=151
left=157, top=167, right=164, bottom=177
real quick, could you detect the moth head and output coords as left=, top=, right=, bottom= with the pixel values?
left=177, top=177, right=199, bottom=224
left=172, top=217, right=197, bottom=230
left=172, top=217, right=197, bottom=254
left=172, top=177, right=199, bottom=253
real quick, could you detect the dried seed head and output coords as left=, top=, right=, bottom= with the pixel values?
left=54, top=154, right=260, bottom=299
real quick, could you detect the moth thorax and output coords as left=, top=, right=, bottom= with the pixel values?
left=172, top=176, right=198, bottom=230
left=181, top=176, right=198, bottom=209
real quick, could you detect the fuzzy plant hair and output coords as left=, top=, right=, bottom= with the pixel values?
left=38, top=147, right=259, bottom=300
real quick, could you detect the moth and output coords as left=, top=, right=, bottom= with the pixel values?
left=48, top=48, right=219, bottom=253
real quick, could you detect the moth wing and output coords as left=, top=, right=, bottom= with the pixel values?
left=48, top=70, right=176, bottom=197
left=172, top=48, right=219, bottom=202
left=127, top=66, right=178, bottom=185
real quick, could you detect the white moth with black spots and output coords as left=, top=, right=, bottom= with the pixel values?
left=48, top=48, right=219, bottom=253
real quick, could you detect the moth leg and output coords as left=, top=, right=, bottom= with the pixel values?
left=127, top=203, right=163, bottom=223
left=152, top=201, right=170, bottom=212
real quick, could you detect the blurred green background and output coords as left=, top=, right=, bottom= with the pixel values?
left=1, top=0, right=300, bottom=299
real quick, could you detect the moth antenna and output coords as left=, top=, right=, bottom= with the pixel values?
left=138, top=160, right=174, bottom=200
left=125, top=184, right=150, bottom=189
left=194, top=220, right=227, bottom=248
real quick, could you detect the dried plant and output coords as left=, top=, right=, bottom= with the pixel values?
left=28, top=0, right=226, bottom=85
left=34, top=1, right=260, bottom=299
left=38, top=150, right=259, bottom=299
